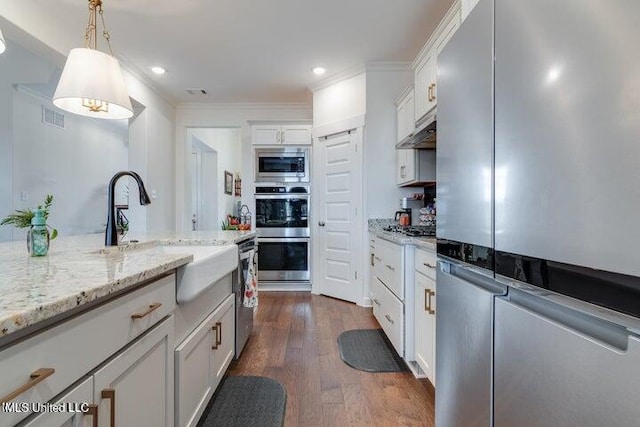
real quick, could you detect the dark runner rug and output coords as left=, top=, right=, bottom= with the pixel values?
left=337, top=329, right=409, bottom=373
left=198, top=375, right=286, bottom=427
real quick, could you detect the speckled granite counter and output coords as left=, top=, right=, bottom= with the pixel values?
left=0, top=230, right=257, bottom=343
left=368, top=219, right=436, bottom=251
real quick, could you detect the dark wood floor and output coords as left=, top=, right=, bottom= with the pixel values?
left=228, top=292, right=435, bottom=427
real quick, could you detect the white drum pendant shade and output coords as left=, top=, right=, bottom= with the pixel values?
left=0, top=27, right=6, bottom=54
left=53, top=48, right=133, bottom=119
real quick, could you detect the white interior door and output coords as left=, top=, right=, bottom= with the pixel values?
left=200, top=151, right=217, bottom=230
left=314, top=130, right=363, bottom=304
left=190, top=153, right=200, bottom=231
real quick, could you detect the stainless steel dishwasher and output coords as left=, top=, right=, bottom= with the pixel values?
left=234, top=238, right=257, bottom=359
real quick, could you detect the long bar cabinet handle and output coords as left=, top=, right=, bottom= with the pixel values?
left=428, top=290, right=436, bottom=315
left=84, top=403, right=99, bottom=427
left=0, top=368, right=55, bottom=404
left=101, top=389, right=115, bottom=427
left=212, top=324, right=219, bottom=350
left=131, top=302, right=162, bottom=319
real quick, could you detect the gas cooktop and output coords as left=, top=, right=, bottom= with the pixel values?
left=382, top=225, right=436, bottom=237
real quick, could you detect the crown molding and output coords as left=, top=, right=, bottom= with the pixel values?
left=308, top=61, right=412, bottom=93
left=118, top=54, right=179, bottom=108
left=308, top=64, right=366, bottom=92
left=176, top=102, right=312, bottom=111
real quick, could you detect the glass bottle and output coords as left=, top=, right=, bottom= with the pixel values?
left=27, top=208, right=50, bottom=256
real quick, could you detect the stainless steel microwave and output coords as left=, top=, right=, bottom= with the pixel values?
left=254, top=147, right=309, bottom=182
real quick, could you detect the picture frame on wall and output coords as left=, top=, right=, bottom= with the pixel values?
left=224, top=171, right=233, bottom=195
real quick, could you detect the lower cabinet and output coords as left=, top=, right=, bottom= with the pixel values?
left=371, top=276, right=404, bottom=356
left=414, top=269, right=437, bottom=385
left=22, top=316, right=175, bottom=427
left=175, top=294, right=235, bottom=427
left=22, top=377, right=95, bottom=427
left=94, top=316, right=175, bottom=427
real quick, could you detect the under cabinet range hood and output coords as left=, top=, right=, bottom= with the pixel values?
left=396, top=113, right=437, bottom=149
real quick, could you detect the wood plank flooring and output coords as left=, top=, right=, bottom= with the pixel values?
left=228, top=292, right=435, bottom=427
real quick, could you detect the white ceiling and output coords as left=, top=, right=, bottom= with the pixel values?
left=1, top=0, right=454, bottom=104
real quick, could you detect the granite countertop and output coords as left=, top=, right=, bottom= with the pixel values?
left=0, top=230, right=257, bottom=342
left=368, top=219, right=436, bottom=251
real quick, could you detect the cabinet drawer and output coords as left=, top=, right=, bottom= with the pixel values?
left=21, top=377, right=94, bottom=427
left=415, top=248, right=437, bottom=280
left=374, top=238, right=404, bottom=299
left=0, top=274, right=176, bottom=426
left=372, top=277, right=404, bottom=357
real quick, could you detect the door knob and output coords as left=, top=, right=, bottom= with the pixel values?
left=318, top=221, right=326, bottom=227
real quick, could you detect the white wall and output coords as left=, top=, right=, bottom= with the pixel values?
left=0, top=38, right=55, bottom=241
left=312, top=73, right=366, bottom=128
left=364, top=70, right=416, bottom=220
left=11, top=87, right=129, bottom=239
left=189, top=128, right=242, bottom=228
left=0, top=12, right=177, bottom=239
left=175, top=104, right=312, bottom=231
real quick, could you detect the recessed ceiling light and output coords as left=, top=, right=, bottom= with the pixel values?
left=312, top=67, right=326, bottom=76
left=151, top=66, right=166, bottom=75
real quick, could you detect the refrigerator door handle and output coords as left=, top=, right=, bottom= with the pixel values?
left=506, top=288, right=633, bottom=351
left=439, top=259, right=506, bottom=295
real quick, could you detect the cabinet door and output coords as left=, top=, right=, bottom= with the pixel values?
left=175, top=313, right=217, bottom=427
left=94, top=317, right=174, bottom=427
left=396, top=101, right=407, bottom=143
left=281, top=125, right=311, bottom=145
left=433, top=14, right=461, bottom=105
left=211, top=294, right=235, bottom=384
left=415, top=271, right=436, bottom=384
left=396, top=149, right=416, bottom=185
left=251, top=125, right=281, bottom=145
left=415, top=52, right=436, bottom=122
left=22, top=377, right=96, bottom=427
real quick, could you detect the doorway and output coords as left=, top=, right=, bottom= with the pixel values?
left=186, top=128, right=242, bottom=231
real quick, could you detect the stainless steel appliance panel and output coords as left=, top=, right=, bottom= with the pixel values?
left=436, top=0, right=494, bottom=248
left=436, top=259, right=506, bottom=427
left=255, top=147, right=309, bottom=183
left=494, top=289, right=640, bottom=427
left=494, top=0, right=640, bottom=276
left=255, top=193, right=309, bottom=238
left=257, top=238, right=310, bottom=282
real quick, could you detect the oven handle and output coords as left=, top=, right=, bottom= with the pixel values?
left=255, top=195, right=309, bottom=200
left=257, top=237, right=310, bottom=243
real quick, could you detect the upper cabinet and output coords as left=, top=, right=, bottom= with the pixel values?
left=251, top=123, right=312, bottom=145
left=413, top=2, right=462, bottom=125
left=461, top=0, right=481, bottom=22
left=396, top=86, right=416, bottom=144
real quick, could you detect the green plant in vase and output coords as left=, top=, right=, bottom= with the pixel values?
left=1, top=194, right=58, bottom=255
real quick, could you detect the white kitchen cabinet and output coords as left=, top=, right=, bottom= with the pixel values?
left=94, top=316, right=174, bottom=427
left=396, top=86, right=415, bottom=143
left=414, top=248, right=436, bottom=384
left=22, top=377, right=96, bottom=427
left=413, top=2, right=461, bottom=124
left=414, top=264, right=437, bottom=385
left=175, top=294, right=235, bottom=427
left=397, top=149, right=436, bottom=187
left=370, top=237, right=417, bottom=359
left=251, top=123, right=312, bottom=145
left=372, top=276, right=404, bottom=355
left=0, top=274, right=176, bottom=427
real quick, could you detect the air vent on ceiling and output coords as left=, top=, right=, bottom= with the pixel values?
left=42, top=106, right=65, bottom=129
left=185, top=88, right=208, bottom=95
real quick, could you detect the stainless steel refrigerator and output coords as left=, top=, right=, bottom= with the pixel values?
left=436, top=0, right=640, bottom=425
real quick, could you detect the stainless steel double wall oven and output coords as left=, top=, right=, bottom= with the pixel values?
left=255, top=185, right=310, bottom=283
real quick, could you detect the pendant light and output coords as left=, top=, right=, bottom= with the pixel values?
left=0, top=27, right=6, bottom=54
left=53, top=0, right=133, bottom=119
